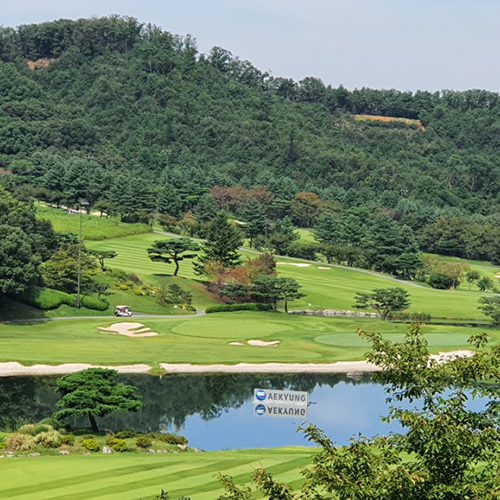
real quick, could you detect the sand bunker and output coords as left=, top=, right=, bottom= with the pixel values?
left=0, top=362, right=151, bottom=377
left=430, top=350, right=475, bottom=363
left=248, top=339, right=280, bottom=347
left=99, top=322, right=159, bottom=338
left=318, top=267, right=330, bottom=270
left=228, top=340, right=281, bottom=347
left=277, top=262, right=310, bottom=267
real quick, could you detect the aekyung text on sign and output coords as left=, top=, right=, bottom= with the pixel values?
left=254, top=403, right=308, bottom=419
left=254, top=388, right=308, bottom=406
left=253, top=389, right=309, bottom=419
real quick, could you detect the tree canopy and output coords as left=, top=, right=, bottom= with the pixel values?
left=54, top=368, right=142, bottom=432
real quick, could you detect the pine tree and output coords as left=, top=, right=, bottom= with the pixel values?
left=194, top=212, right=242, bottom=275
left=157, top=185, right=182, bottom=217
left=241, top=197, right=267, bottom=247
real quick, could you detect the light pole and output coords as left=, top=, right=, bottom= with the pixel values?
left=76, top=200, right=89, bottom=309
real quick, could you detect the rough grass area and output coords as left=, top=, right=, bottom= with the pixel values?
left=36, top=205, right=152, bottom=240
left=0, top=313, right=494, bottom=366
left=0, top=447, right=315, bottom=500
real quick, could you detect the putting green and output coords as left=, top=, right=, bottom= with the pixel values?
left=315, top=333, right=474, bottom=347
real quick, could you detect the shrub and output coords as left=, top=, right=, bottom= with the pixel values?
left=81, top=295, right=109, bottom=311
left=136, top=435, right=152, bottom=448
left=127, top=273, right=141, bottom=284
left=34, top=423, right=52, bottom=434
left=0, top=441, right=5, bottom=450
left=14, top=287, right=75, bottom=310
left=134, top=289, right=144, bottom=296
left=428, top=273, right=454, bottom=290
left=35, top=430, right=62, bottom=448
left=82, top=438, right=100, bottom=452
left=125, top=280, right=135, bottom=287
left=115, top=429, right=135, bottom=439
left=5, top=433, right=36, bottom=451
left=149, top=432, right=188, bottom=445
left=18, top=424, right=37, bottom=436
left=40, top=417, right=66, bottom=431
left=206, top=303, right=273, bottom=314
left=60, top=434, right=75, bottom=446
left=119, top=284, right=129, bottom=291
left=109, top=438, right=127, bottom=452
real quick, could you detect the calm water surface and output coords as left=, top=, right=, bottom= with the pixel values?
left=0, top=373, right=444, bottom=450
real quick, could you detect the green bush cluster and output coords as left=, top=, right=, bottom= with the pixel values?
left=148, top=432, right=188, bottom=445
left=81, top=295, right=109, bottom=310
left=105, top=436, right=127, bottom=452
left=135, top=435, right=153, bottom=448
left=15, top=287, right=75, bottom=310
left=35, top=430, right=62, bottom=448
left=81, top=438, right=100, bottom=452
left=206, top=303, right=273, bottom=314
left=5, top=433, right=36, bottom=451
left=14, top=286, right=108, bottom=311
left=114, top=429, right=135, bottom=439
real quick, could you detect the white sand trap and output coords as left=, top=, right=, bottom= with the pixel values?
left=99, top=322, right=159, bottom=338
left=0, top=362, right=151, bottom=377
left=318, top=267, right=330, bottom=270
left=495, top=273, right=500, bottom=279
left=277, top=262, right=311, bottom=267
left=430, top=350, right=475, bottom=363
left=229, top=342, right=244, bottom=346
left=247, top=339, right=280, bottom=347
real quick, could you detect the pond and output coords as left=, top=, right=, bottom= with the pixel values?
left=0, top=373, right=427, bottom=450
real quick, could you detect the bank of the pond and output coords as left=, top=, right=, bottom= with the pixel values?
left=0, top=349, right=475, bottom=376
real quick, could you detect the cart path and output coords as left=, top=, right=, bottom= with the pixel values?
left=1, top=310, right=205, bottom=325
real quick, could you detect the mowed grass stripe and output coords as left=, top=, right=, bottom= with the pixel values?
left=152, top=456, right=312, bottom=500
left=28, top=457, right=263, bottom=500
left=0, top=458, right=213, bottom=498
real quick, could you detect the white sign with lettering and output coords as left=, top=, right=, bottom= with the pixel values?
left=253, top=388, right=308, bottom=406
left=253, top=403, right=308, bottom=419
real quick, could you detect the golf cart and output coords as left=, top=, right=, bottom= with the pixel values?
left=114, top=305, right=132, bottom=317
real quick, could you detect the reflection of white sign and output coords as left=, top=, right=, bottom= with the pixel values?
left=254, top=388, right=308, bottom=406
left=254, top=403, right=308, bottom=419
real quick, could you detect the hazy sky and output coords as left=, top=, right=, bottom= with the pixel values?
left=2, top=0, right=499, bottom=92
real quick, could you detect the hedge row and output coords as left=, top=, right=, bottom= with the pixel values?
left=14, top=287, right=108, bottom=311
left=205, top=303, right=273, bottom=314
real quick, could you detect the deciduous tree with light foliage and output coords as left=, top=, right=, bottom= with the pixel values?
left=216, top=325, right=500, bottom=499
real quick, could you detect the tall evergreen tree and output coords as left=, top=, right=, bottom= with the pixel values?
left=241, top=197, right=267, bottom=247
left=194, top=212, right=242, bottom=275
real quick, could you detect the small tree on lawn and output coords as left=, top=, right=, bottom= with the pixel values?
left=354, top=287, right=410, bottom=321
left=477, top=276, right=495, bottom=292
left=478, top=296, right=500, bottom=326
left=465, top=269, right=481, bottom=290
left=90, top=250, right=117, bottom=271
left=54, top=368, right=142, bottom=432
left=252, top=276, right=305, bottom=312
left=147, top=238, right=199, bottom=277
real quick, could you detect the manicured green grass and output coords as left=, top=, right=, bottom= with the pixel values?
left=0, top=447, right=314, bottom=500
left=36, top=205, right=152, bottom=240
left=297, top=228, right=315, bottom=242
left=88, top=233, right=494, bottom=320
left=0, top=313, right=495, bottom=366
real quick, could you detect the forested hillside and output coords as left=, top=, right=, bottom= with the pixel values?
left=2, top=16, right=500, bottom=270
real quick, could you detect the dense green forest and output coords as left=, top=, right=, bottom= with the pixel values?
left=2, top=16, right=500, bottom=275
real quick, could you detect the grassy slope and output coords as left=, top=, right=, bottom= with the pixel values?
left=36, top=205, right=152, bottom=240
left=0, top=313, right=495, bottom=366
left=87, top=233, right=496, bottom=320
left=0, top=447, right=314, bottom=500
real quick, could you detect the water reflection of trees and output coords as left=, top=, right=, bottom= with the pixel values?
left=0, top=373, right=372, bottom=433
